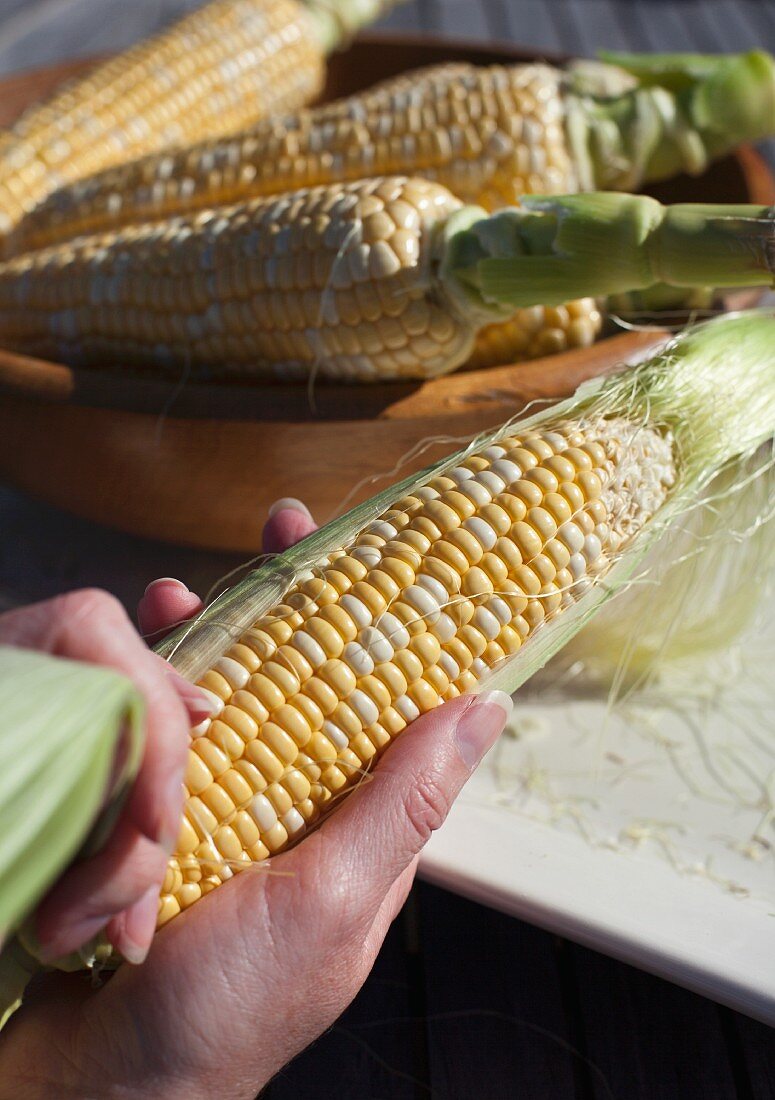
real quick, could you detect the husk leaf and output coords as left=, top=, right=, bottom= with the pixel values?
left=0, top=648, right=144, bottom=1025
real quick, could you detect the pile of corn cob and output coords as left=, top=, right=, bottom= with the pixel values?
left=0, top=18, right=771, bottom=379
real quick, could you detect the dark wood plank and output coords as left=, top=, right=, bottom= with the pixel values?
left=375, top=1, right=425, bottom=32
left=697, top=1, right=769, bottom=51
left=498, top=0, right=566, bottom=55
left=422, top=0, right=490, bottom=38
left=727, top=1012, right=775, bottom=1100
left=0, top=0, right=196, bottom=75
left=0, top=485, right=236, bottom=614
left=418, top=883, right=586, bottom=1100
left=562, top=1, right=633, bottom=53
left=569, top=943, right=740, bottom=1100
left=265, top=908, right=424, bottom=1099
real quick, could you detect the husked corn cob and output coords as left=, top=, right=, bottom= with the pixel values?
left=159, top=413, right=676, bottom=922
left=0, top=0, right=404, bottom=237
left=7, top=61, right=571, bottom=252
left=0, top=183, right=771, bottom=382
left=10, top=48, right=774, bottom=256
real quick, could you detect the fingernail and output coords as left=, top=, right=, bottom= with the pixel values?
left=268, top=497, right=312, bottom=518
left=160, top=778, right=185, bottom=853
left=144, top=577, right=188, bottom=596
left=118, top=885, right=160, bottom=965
left=164, top=668, right=219, bottom=714
left=455, top=690, right=513, bottom=769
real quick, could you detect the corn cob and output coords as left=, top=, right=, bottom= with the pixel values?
left=0, top=0, right=403, bottom=238
left=150, top=310, right=775, bottom=925
left=0, top=183, right=771, bottom=382
left=9, top=49, right=774, bottom=256
left=160, top=416, right=676, bottom=921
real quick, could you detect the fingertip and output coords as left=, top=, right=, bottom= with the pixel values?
left=267, top=497, right=312, bottom=519
left=137, top=582, right=204, bottom=639
left=262, top=508, right=318, bottom=555
left=143, top=578, right=189, bottom=596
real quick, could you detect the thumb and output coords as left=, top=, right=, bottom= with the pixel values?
left=311, top=691, right=513, bottom=918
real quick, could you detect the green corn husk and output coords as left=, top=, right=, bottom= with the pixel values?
left=0, top=648, right=145, bottom=1026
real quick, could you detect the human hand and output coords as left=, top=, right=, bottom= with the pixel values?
left=0, top=499, right=512, bottom=1100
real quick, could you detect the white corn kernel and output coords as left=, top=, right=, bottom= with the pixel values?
left=463, top=516, right=497, bottom=550
left=282, top=808, right=306, bottom=836
left=431, top=613, right=457, bottom=643
left=322, top=721, right=349, bottom=750
left=359, top=626, right=393, bottom=663
left=349, top=689, right=380, bottom=727
left=417, top=574, right=450, bottom=604
left=249, top=794, right=277, bottom=832
left=558, top=521, right=585, bottom=554
left=404, top=584, right=441, bottom=625
left=473, top=606, right=500, bottom=640
left=459, top=480, right=492, bottom=507
left=214, top=656, right=250, bottom=689
left=292, top=631, right=327, bottom=669
left=447, top=466, right=475, bottom=484
left=340, top=594, right=372, bottom=628
left=490, top=459, right=522, bottom=485
left=582, top=534, right=602, bottom=563
left=438, top=651, right=460, bottom=680
left=475, top=470, right=506, bottom=494
left=568, top=553, right=586, bottom=580
left=343, top=641, right=374, bottom=676
left=377, top=612, right=410, bottom=649
left=351, top=545, right=382, bottom=568
left=395, top=695, right=420, bottom=722
left=487, top=596, right=512, bottom=626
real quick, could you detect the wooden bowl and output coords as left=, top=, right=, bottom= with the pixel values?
left=0, top=36, right=773, bottom=551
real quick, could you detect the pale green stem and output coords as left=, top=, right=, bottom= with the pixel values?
left=303, top=0, right=402, bottom=52
left=564, top=50, right=775, bottom=190
left=439, top=193, right=775, bottom=318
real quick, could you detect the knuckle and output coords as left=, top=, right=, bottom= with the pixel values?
left=402, top=776, right=451, bottom=844
left=61, top=587, right=128, bottom=626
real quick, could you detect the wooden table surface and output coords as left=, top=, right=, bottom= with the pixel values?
left=0, top=0, right=773, bottom=1096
